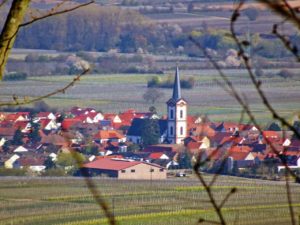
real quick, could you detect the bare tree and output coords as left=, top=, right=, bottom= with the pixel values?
left=189, top=1, right=300, bottom=225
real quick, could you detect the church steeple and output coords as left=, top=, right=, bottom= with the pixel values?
left=172, top=67, right=181, bottom=101
left=166, top=66, right=187, bottom=144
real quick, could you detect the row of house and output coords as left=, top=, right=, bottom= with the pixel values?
left=0, top=67, right=299, bottom=179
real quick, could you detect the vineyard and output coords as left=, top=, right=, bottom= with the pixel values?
left=0, top=176, right=299, bottom=225
left=0, top=69, right=299, bottom=124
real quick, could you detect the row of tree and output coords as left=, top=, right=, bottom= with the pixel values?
left=0, top=5, right=295, bottom=59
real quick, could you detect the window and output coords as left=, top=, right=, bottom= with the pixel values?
left=121, top=170, right=126, bottom=173
left=131, top=169, right=135, bottom=173
left=170, top=126, right=173, bottom=136
left=159, top=168, right=164, bottom=172
left=180, top=110, right=183, bottom=118
left=180, top=126, right=183, bottom=135
left=150, top=169, right=154, bottom=172
left=170, top=109, right=174, bottom=119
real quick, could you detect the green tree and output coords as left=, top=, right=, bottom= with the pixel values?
left=149, top=106, right=157, bottom=114
left=127, top=143, right=140, bottom=152
left=2, top=141, right=10, bottom=153
left=44, top=156, right=56, bottom=170
left=28, top=122, right=41, bottom=144
left=266, top=122, right=281, bottom=131
left=292, top=121, right=300, bottom=139
left=141, top=119, right=160, bottom=147
left=143, top=88, right=164, bottom=104
left=12, top=128, right=23, bottom=146
left=56, top=152, right=85, bottom=175
left=178, top=151, right=192, bottom=169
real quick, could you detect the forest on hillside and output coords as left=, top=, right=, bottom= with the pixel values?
left=0, top=5, right=298, bottom=59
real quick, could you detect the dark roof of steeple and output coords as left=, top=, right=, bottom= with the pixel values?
left=172, top=67, right=181, bottom=100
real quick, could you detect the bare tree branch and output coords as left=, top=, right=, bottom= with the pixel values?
left=0, top=69, right=90, bottom=107
left=0, top=0, right=9, bottom=8
left=0, top=0, right=95, bottom=79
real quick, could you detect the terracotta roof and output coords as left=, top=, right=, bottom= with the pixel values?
left=5, top=114, right=23, bottom=121
left=82, top=158, right=141, bottom=170
left=262, top=131, right=280, bottom=138
left=220, top=136, right=244, bottom=145
left=0, top=127, right=16, bottom=137
left=228, top=151, right=251, bottom=161
left=228, top=145, right=252, bottom=153
left=19, top=156, right=45, bottom=166
left=39, top=119, right=52, bottom=129
left=37, top=112, right=52, bottom=118
left=94, top=130, right=124, bottom=140
left=13, top=121, right=30, bottom=130
left=61, top=118, right=82, bottom=130
left=190, top=123, right=216, bottom=137
left=149, top=152, right=164, bottom=159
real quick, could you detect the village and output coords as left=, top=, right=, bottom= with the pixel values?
left=0, top=68, right=299, bottom=180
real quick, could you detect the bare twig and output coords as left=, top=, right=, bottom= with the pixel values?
left=0, top=0, right=9, bottom=8
left=0, top=0, right=95, bottom=78
left=0, top=69, right=90, bottom=107
left=62, top=133, right=116, bottom=225
left=20, top=1, right=95, bottom=28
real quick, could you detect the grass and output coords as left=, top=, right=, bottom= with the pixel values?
left=0, top=176, right=300, bottom=225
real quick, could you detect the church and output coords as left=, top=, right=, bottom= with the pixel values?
left=166, top=67, right=187, bottom=144
left=127, top=67, right=188, bottom=145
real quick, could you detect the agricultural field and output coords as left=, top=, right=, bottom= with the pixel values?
left=0, top=69, right=300, bottom=125
left=0, top=175, right=300, bottom=225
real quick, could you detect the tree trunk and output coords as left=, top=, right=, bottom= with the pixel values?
left=0, top=0, right=31, bottom=79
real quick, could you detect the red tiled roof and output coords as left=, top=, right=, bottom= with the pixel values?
left=94, top=130, right=124, bottom=140
left=228, top=151, right=251, bottom=161
left=228, top=146, right=252, bottom=153
left=0, top=127, right=16, bottom=136
left=83, top=158, right=141, bottom=170
left=190, top=123, right=216, bottom=137
left=39, top=119, right=52, bottom=129
left=262, top=131, right=280, bottom=138
left=61, top=118, right=82, bottom=130
left=5, top=114, right=23, bottom=121
left=13, top=121, right=30, bottom=130
left=149, top=152, right=164, bottom=159
left=220, top=136, right=244, bottom=145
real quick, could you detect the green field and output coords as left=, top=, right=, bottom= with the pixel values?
left=0, top=69, right=300, bottom=124
left=0, top=176, right=300, bottom=225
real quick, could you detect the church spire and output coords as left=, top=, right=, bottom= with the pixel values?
left=172, top=66, right=181, bottom=100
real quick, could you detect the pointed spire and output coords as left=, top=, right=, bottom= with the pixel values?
left=172, top=66, right=181, bottom=100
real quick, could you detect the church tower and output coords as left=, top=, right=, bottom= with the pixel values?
left=167, top=67, right=187, bottom=144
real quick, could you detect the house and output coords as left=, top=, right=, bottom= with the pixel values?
left=36, top=112, right=56, bottom=121
left=104, top=113, right=122, bottom=129
left=74, top=114, right=94, bottom=124
left=81, top=158, right=166, bottom=179
left=93, top=130, right=126, bottom=144
left=127, top=118, right=168, bottom=144
left=13, top=121, right=31, bottom=133
left=5, top=113, right=27, bottom=122
left=4, top=154, right=20, bottom=168
left=13, top=146, right=29, bottom=153
left=189, top=123, right=216, bottom=137
left=87, top=112, right=104, bottom=123
left=39, top=119, right=59, bottom=131
left=0, top=127, right=16, bottom=140
left=148, top=152, right=170, bottom=160
left=18, top=156, right=46, bottom=172
left=61, top=118, right=82, bottom=130
left=144, top=144, right=184, bottom=153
